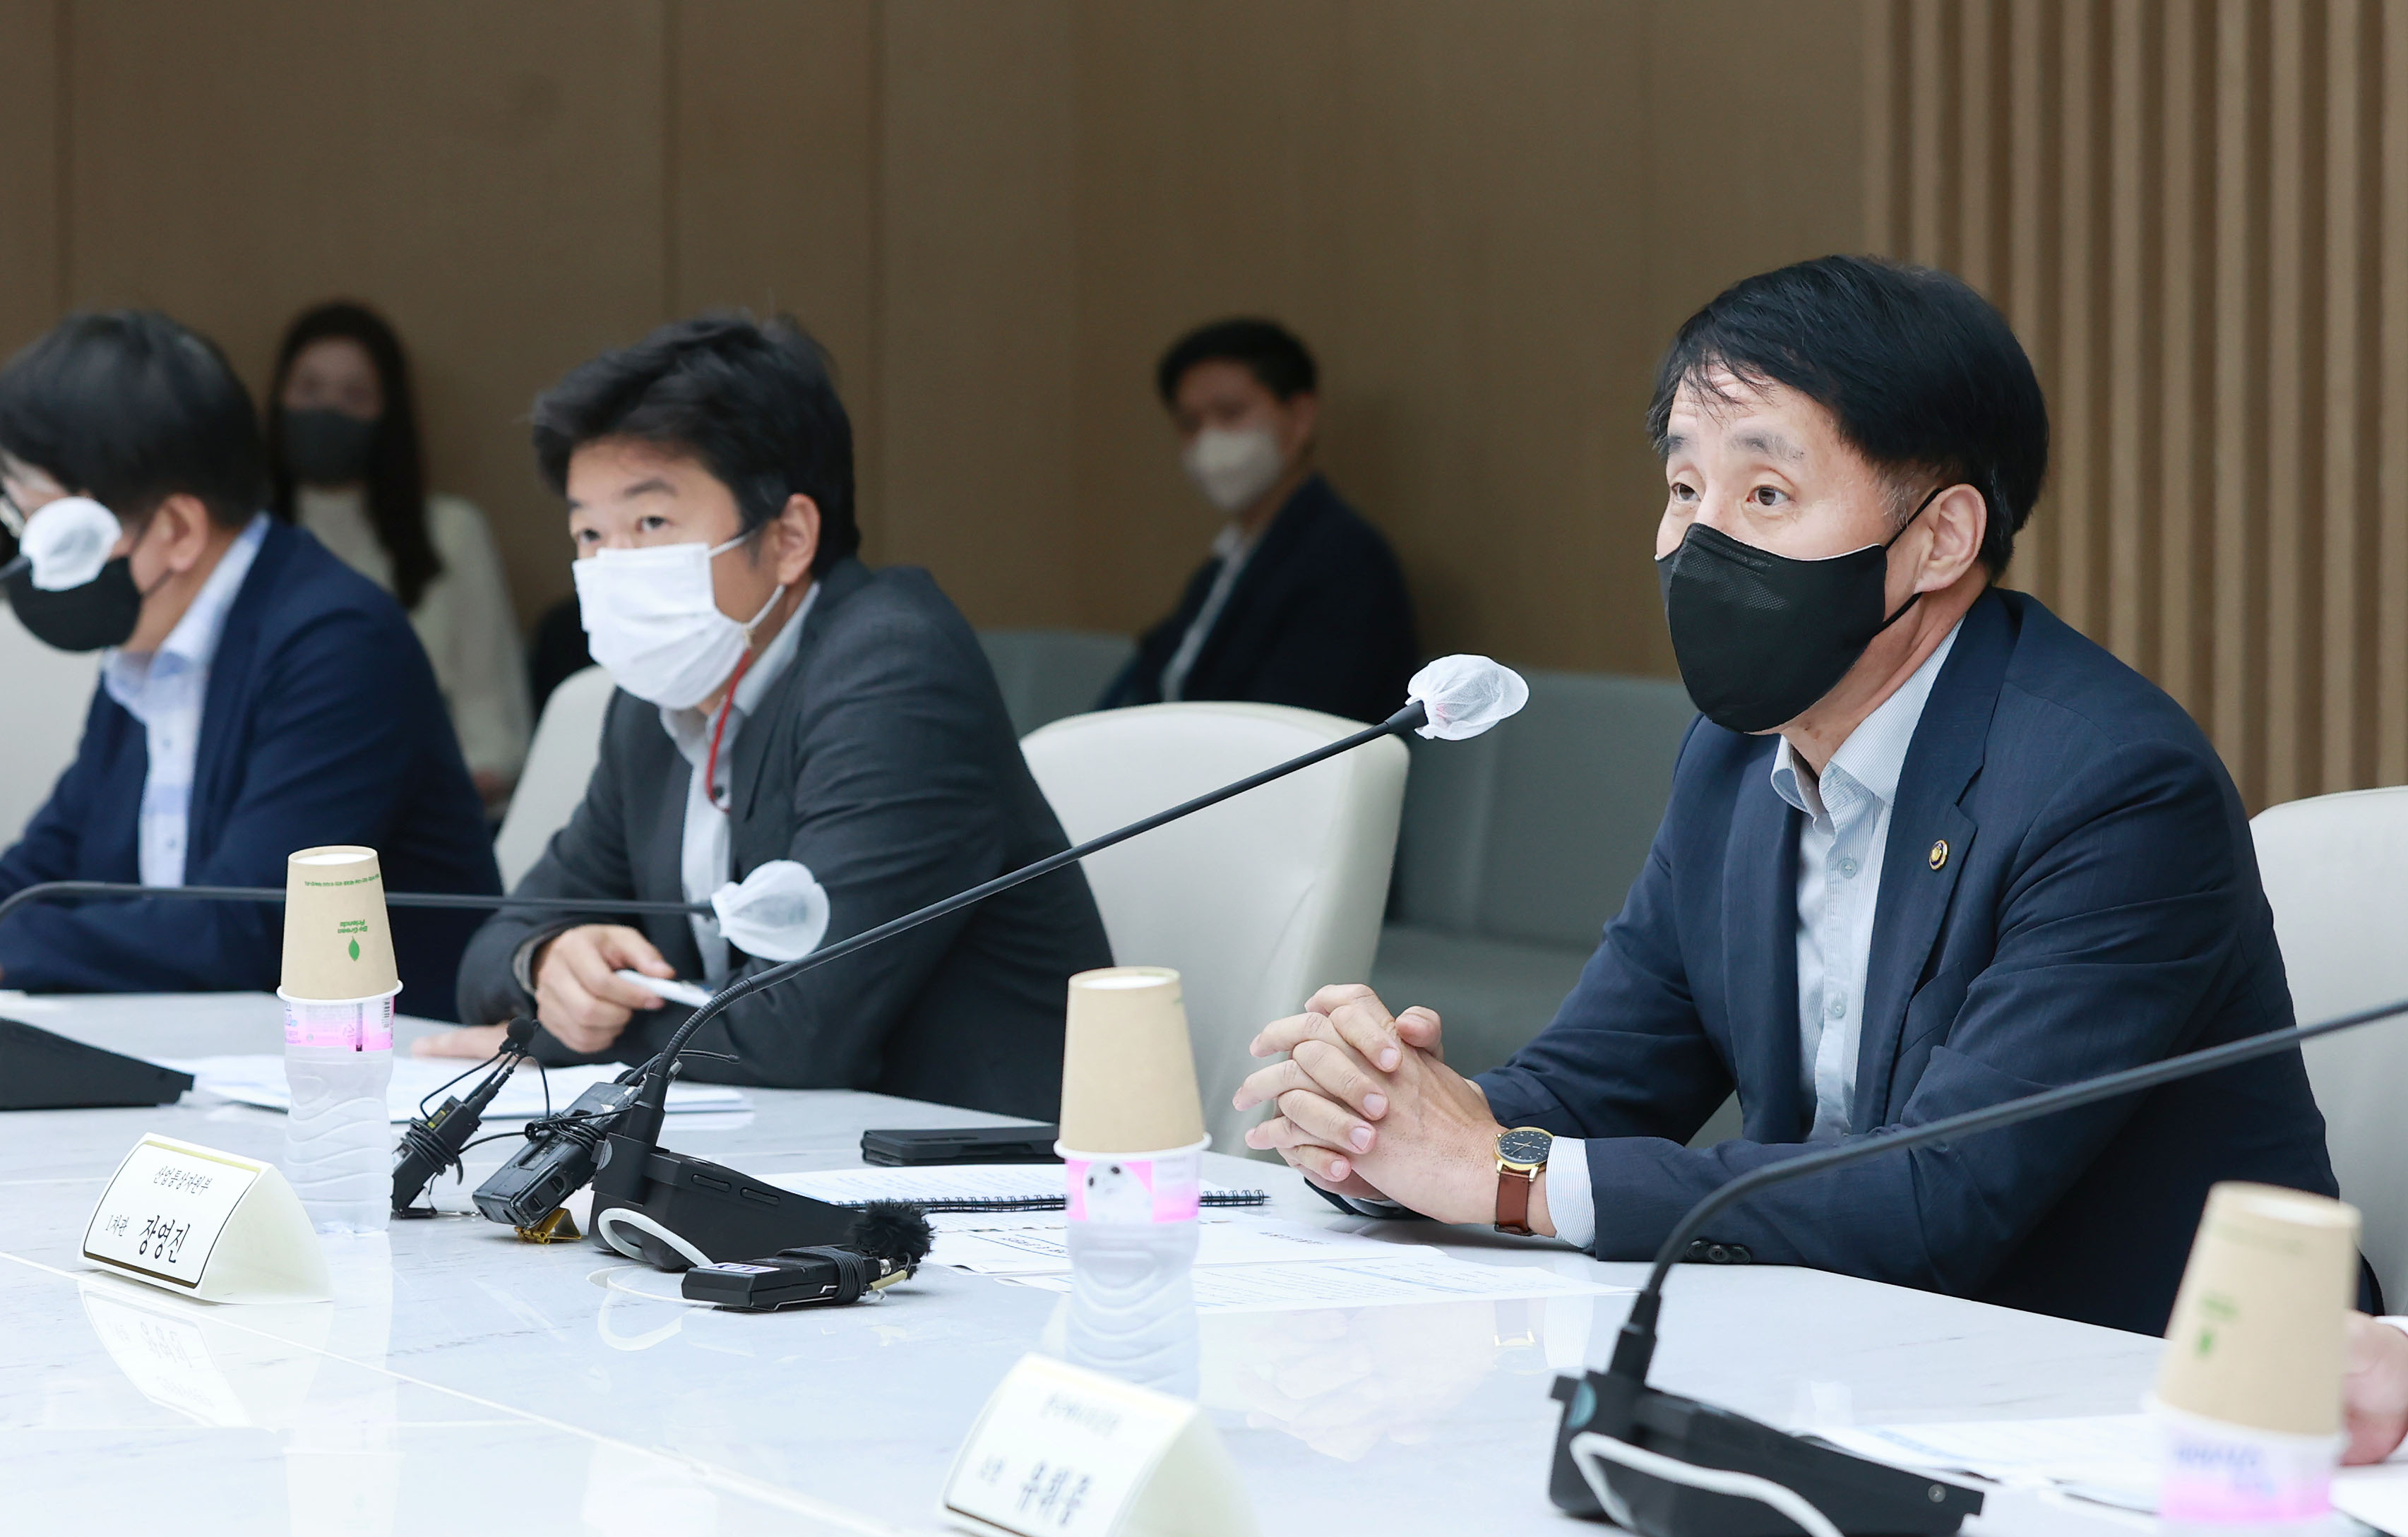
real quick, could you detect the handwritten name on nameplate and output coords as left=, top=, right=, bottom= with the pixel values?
left=81, top=1134, right=329, bottom=1304
left=941, top=1354, right=1256, bottom=1537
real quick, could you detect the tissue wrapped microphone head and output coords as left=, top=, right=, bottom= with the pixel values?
left=18, top=496, right=121, bottom=592
left=710, top=859, right=831, bottom=962
left=1407, top=654, right=1530, bottom=740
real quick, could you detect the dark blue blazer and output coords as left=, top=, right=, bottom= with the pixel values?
left=1479, top=588, right=2342, bottom=1335
left=1101, top=474, right=1420, bottom=726
left=0, top=522, right=501, bottom=1017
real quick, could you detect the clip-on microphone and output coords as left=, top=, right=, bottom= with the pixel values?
left=390, top=1014, right=540, bottom=1216
left=1546, top=992, right=2408, bottom=1537
left=580, top=659, right=1532, bottom=1272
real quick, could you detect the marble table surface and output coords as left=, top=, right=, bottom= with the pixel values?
left=0, top=991, right=2163, bottom=1536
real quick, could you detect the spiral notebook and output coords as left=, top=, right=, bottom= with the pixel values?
left=764, top=1162, right=1269, bottom=1212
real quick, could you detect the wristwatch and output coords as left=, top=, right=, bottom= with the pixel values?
left=1494, top=1127, right=1554, bottom=1236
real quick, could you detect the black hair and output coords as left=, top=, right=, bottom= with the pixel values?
left=0, top=310, right=266, bottom=530
left=1647, top=255, right=2050, bottom=578
left=266, top=301, right=443, bottom=609
left=531, top=312, right=858, bottom=573
left=1155, top=318, right=1318, bottom=405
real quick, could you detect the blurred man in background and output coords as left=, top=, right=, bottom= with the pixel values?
left=1101, top=318, right=1418, bottom=725
left=0, top=311, right=498, bottom=1012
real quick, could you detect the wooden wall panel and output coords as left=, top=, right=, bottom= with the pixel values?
left=63, top=0, right=669, bottom=623
left=1868, top=0, right=2407, bottom=809
left=0, top=1, right=61, bottom=357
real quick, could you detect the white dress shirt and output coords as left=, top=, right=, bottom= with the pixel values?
left=1160, top=520, right=1258, bottom=701
left=1542, top=618, right=1965, bottom=1250
left=656, top=583, right=816, bottom=983
left=297, top=486, right=532, bottom=785
left=100, top=514, right=269, bottom=888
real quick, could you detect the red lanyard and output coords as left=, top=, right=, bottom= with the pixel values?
left=702, top=647, right=756, bottom=815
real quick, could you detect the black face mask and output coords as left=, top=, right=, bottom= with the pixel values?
left=4, top=555, right=146, bottom=652
left=281, top=407, right=379, bottom=485
left=1656, top=486, right=1943, bottom=735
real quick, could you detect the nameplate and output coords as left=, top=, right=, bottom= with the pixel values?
left=941, top=1353, right=1256, bottom=1537
left=81, top=1134, right=330, bottom=1305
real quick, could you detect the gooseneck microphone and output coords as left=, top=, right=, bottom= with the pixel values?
left=0, top=880, right=712, bottom=928
left=583, top=658, right=1533, bottom=1271
left=1547, top=991, right=2408, bottom=1537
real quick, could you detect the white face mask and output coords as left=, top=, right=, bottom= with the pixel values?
left=573, top=533, right=784, bottom=710
left=1180, top=424, right=1287, bottom=515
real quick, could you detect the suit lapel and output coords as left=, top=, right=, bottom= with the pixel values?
left=1722, top=745, right=1807, bottom=1142
left=734, top=558, right=864, bottom=829
left=1184, top=476, right=1329, bottom=690
left=185, top=523, right=289, bottom=870
left=1851, top=590, right=2014, bottom=1128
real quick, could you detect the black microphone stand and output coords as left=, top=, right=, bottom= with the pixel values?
left=581, top=701, right=1432, bottom=1270
left=1549, top=992, right=2408, bottom=1537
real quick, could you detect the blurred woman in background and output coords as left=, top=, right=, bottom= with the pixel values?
left=268, top=301, right=530, bottom=812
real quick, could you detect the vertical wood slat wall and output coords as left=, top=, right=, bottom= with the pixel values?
left=1865, top=0, right=2408, bottom=810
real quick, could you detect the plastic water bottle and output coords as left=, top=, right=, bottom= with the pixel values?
left=1062, top=1147, right=1203, bottom=1398
left=281, top=991, right=396, bottom=1233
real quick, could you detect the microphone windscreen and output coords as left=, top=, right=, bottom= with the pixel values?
left=18, top=496, right=121, bottom=591
left=712, top=859, right=830, bottom=962
left=850, top=1200, right=935, bottom=1267
left=1407, top=654, right=1530, bottom=740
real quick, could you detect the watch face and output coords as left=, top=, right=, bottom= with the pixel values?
left=1497, top=1128, right=1553, bottom=1168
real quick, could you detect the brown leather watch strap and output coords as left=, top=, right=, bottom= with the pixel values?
left=1496, top=1166, right=1536, bottom=1236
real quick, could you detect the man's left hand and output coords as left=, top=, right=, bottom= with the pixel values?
left=2347, top=1312, right=2408, bottom=1464
left=1236, top=996, right=1530, bottom=1230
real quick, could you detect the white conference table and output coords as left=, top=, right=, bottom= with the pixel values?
left=0, top=991, right=2164, bottom=1536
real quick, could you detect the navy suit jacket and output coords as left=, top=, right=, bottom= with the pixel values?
left=1478, top=589, right=2341, bottom=1335
left=1101, top=474, right=1420, bottom=726
left=0, top=522, right=501, bottom=1016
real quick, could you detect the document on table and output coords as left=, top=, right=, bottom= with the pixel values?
left=765, top=1164, right=1263, bottom=1208
left=1001, top=1249, right=1627, bottom=1312
left=1815, top=1416, right=2159, bottom=1512
left=1822, top=1412, right=2408, bottom=1527
left=930, top=1216, right=1402, bottom=1274
left=157, top=1054, right=747, bottom=1123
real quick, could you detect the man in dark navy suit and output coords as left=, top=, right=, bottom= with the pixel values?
left=1100, top=318, right=1419, bottom=726
left=0, top=311, right=499, bottom=1014
left=1234, top=256, right=2343, bottom=1335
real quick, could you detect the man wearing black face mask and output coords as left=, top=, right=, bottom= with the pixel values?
left=1233, top=256, right=2348, bottom=1336
left=0, top=311, right=499, bottom=1010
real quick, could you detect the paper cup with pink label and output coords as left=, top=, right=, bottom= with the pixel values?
left=1055, top=967, right=1208, bottom=1223
left=2153, top=1182, right=2361, bottom=1537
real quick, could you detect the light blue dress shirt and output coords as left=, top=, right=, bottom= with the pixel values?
left=100, top=514, right=269, bottom=888
left=1542, top=618, right=1963, bottom=1249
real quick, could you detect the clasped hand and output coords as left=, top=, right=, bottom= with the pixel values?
left=1233, top=984, right=1549, bottom=1233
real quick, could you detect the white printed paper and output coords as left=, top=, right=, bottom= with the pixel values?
left=767, top=1164, right=1257, bottom=1208
left=933, top=1217, right=1400, bottom=1276
left=941, top=1353, right=1256, bottom=1537
left=157, top=1055, right=746, bottom=1123
left=1003, top=1250, right=1626, bottom=1312
left=1817, top=1416, right=2159, bottom=1512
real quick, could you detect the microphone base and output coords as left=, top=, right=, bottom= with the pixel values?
left=590, top=1144, right=856, bottom=1270
left=1549, top=1372, right=1982, bottom=1537
left=0, top=1018, right=193, bottom=1109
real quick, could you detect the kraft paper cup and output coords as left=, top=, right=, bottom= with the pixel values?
left=1056, top=967, right=1206, bottom=1156
left=2156, top=1182, right=2361, bottom=1437
left=280, top=846, right=400, bottom=1003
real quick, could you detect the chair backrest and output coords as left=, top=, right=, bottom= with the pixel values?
left=2251, top=786, right=2408, bottom=1308
left=1021, top=702, right=1409, bottom=1152
left=494, top=664, right=617, bottom=889
left=0, top=605, right=102, bottom=847
left=1390, top=669, right=1695, bottom=947
left=978, top=628, right=1136, bottom=737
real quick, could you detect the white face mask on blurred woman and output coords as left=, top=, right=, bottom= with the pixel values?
left=573, top=532, right=783, bottom=710
left=1180, top=424, right=1287, bottom=515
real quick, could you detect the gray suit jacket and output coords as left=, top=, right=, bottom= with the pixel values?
left=455, top=557, right=1112, bottom=1119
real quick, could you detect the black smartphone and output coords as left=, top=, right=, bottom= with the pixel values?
left=859, top=1124, right=1061, bottom=1166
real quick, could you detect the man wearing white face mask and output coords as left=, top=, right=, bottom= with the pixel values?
left=433, top=314, right=1111, bottom=1120
left=1099, top=318, right=1419, bottom=725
